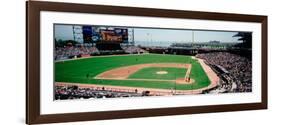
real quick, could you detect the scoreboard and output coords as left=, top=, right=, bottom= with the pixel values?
left=81, top=25, right=129, bottom=43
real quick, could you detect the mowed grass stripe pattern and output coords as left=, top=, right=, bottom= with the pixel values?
left=128, top=67, right=187, bottom=80
left=55, top=54, right=210, bottom=90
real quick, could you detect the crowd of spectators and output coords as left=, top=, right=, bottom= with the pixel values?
left=121, top=45, right=147, bottom=54
left=55, top=45, right=99, bottom=60
left=55, top=44, right=148, bottom=60
left=196, top=52, right=252, bottom=93
left=55, top=85, right=144, bottom=100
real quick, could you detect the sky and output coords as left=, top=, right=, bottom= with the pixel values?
left=54, top=24, right=243, bottom=44
left=133, top=28, right=241, bottom=43
left=55, top=25, right=74, bottom=41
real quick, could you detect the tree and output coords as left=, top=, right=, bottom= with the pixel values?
left=233, top=32, right=252, bottom=48
left=55, top=39, right=78, bottom=47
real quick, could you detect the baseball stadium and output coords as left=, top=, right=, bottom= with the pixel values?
left=54, top=24, right=252, bottom=100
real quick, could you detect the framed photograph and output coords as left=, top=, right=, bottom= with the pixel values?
left=26, top=1, right=268, bottom=124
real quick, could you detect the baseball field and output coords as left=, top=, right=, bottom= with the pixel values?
left=55, top=54, right=211, bottom=90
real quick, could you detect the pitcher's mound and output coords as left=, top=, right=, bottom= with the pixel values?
left=156, top=71, right=168, bottom=75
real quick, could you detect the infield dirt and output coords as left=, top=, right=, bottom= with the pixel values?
left=95, top=63, right=194, bottom=84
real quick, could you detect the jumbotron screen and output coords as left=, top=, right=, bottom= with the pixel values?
left=82, top=26, right=128, bottom=43
left=100, top=28, right=128, bottom=42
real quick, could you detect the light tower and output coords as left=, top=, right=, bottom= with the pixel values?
left=73, top=25, right=84, bottom=43
left=128, top=28, right=135, bottom=45
left=192, top=30, right=195, bottom=54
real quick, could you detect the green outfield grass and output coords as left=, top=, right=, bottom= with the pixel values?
left=55, top=54, right=210, bottom=90
left=128, top=67, right=187, bottom=80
